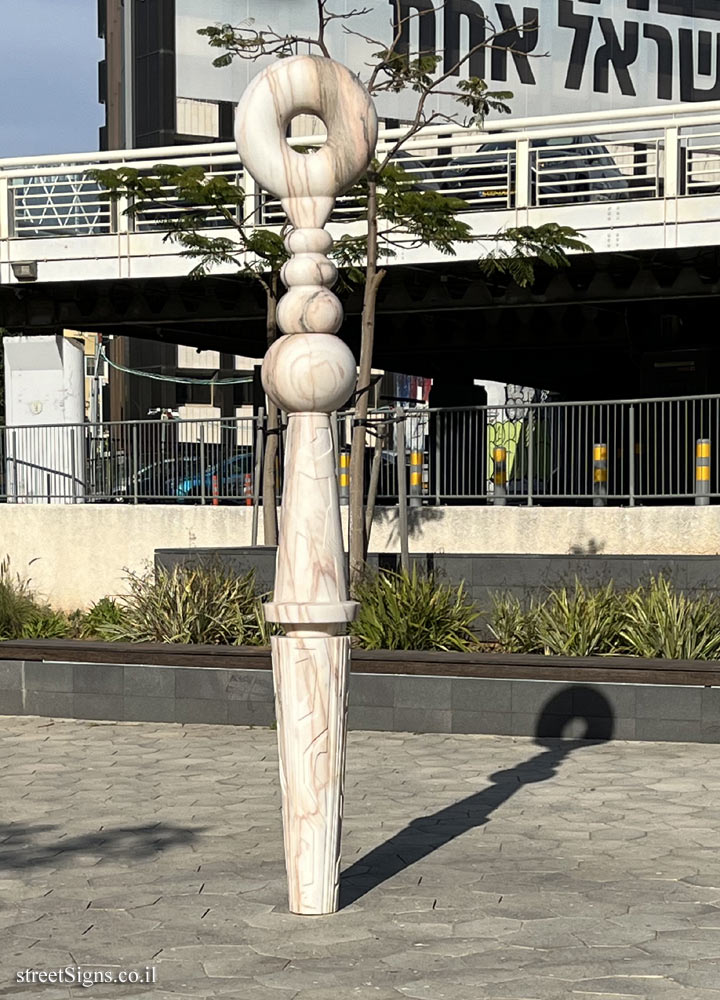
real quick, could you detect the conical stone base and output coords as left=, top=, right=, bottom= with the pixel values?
left=271, top=634, right=351, bottom=914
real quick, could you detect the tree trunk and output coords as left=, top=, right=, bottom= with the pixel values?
left=262, top=282, right=279, bottom=547
left=349, top=177, right=386, bottom=593
left=365, top=422, right=385, bottom=540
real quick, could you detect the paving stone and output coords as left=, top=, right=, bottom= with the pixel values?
left=1, top=718, right=720, bottom=998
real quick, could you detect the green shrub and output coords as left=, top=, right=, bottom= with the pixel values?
left=488, top=591, right=542, bottom=653
left=489, top=574, right=720, bottom=660
left=0, top=557, right=42, bottom=638
left=20, top=608, right=71, bottom=639
left=76, top=597, right=129, bottom=640
left=100, top=564, right=273, bottom=646
left=618, top=574, right=720, bottom=660
left=351, top=567, right=479, bottom=651
left=533, top=580, right=624, bottom=657
left=490, top=580, right=623, bottom=656
left=0, top=557, right=72, bottom=639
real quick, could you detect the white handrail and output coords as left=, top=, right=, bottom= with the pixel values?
left=2, top=100, right=720, bottom=174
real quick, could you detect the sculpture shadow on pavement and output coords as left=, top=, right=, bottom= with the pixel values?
left=340, top=686, right=614, bottom=907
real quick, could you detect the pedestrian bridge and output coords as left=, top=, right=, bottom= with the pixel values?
left=1, top=100, right=720, bottom=287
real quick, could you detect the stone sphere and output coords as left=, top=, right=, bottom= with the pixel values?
left=262, top=334, right=356, bottom=412
left=281, top=256, right=338, bottom=290
left=277, top=287, right=343, bottom=336
left=286, top=229, right=332, bottom=255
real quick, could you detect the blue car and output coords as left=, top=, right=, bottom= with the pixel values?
left=176, top=450, right=255, bottom=503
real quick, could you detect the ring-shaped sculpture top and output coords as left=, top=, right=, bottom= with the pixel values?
left=235, top=55, right=378, bottom=229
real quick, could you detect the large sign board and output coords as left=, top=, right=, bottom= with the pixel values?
left=177, top=0, right=720, bottom=120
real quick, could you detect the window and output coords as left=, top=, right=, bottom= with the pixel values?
left=178, top=404, right=221, bottom=445
left=235, top=405, right=254, bottom=448
left=176, top=97, right=220, bottom=138
left=177, top=345, right=220, bottom=369
left=85, top=355, right=106, bottom=378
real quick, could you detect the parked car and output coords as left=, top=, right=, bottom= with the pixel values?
left=390, top=149, right=443, bottom=192
left=111, top=455, right=200, bottom=502
left=175, top=450, right=254, bottom=503
left=441, top=134, right=631, bottom=206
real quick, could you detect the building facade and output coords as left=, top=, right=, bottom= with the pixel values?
left=99, top=0, right=720, bottom=150
left=93, top=0, right=720, bottom=412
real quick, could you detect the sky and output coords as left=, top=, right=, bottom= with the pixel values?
left=0, top=0, right=104, bottom=157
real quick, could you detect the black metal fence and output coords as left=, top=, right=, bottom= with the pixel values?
left=3, top=394, right=720, bottom=510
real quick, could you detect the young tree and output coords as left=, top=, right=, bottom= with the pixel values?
left=89, top=166, right=288, bottom=545
left=93, top=1, right=588, bottom=582
left=200, top=1, right=588, bottom=589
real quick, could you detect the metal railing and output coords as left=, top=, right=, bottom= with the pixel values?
left=4, top=394, right=720, bottom=510
left=4, top=101, right=720, bottom=242
left=377, top=395, right=720, bottom=505
left=1, top=416, right=263, bottom=508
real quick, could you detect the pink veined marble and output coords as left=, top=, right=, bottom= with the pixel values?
left=235, top=55, right=377, bottom=915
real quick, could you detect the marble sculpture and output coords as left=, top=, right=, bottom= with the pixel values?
left=235, top=55, right=378, bottom=915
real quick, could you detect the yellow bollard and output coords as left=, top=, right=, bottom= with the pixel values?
left=409, top=450, right=423, bottom=507
left=696, top=438, right=711, bottom=506
left=593, top=443, right=607, bottom=507
left=339, top=447, right=350, bottom=505
left=493, top=446, right=507, bottom=506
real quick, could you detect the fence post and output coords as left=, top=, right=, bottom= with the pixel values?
left=435, top=414, right=441, bottom=506
left=199, top=425, right=206, bottom=505
left=396, top=408, right=409, bottom=572
left=132, top=424, right=139, bottom=505
left=593, top=442, right=608, bottom=507
left=10, top=429, right=17, bottom=502
left=251, top=407, right=264, bottom=546
left=492, top=447, right=507, bottom=506
left=330, top=408, right=339, bottom=467
left=696, top=438, right=711, bottom=506
left=527, top=410, right=534, bottom=507
left=70, top=426, right=77, bottom=504
left=628, top=405, right=636, bottom=507
left=664, top=125, right=679, bottom=199
left=243, top=171, right=258, bottom=229
left=515, top=138, right=530, bottom=209
left=0, top=175, right=11, bottom=241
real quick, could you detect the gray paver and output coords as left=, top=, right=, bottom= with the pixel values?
left=1, top=718, right=720, bottom=998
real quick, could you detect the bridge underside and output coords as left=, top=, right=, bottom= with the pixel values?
left=2, top=245, right=719, bottom=398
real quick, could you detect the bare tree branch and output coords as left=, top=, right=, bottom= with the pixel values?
left=317, top=0, right=331, bottom=57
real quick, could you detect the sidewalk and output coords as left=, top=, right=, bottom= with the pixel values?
left=1, top=717, right=720, bottom=999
